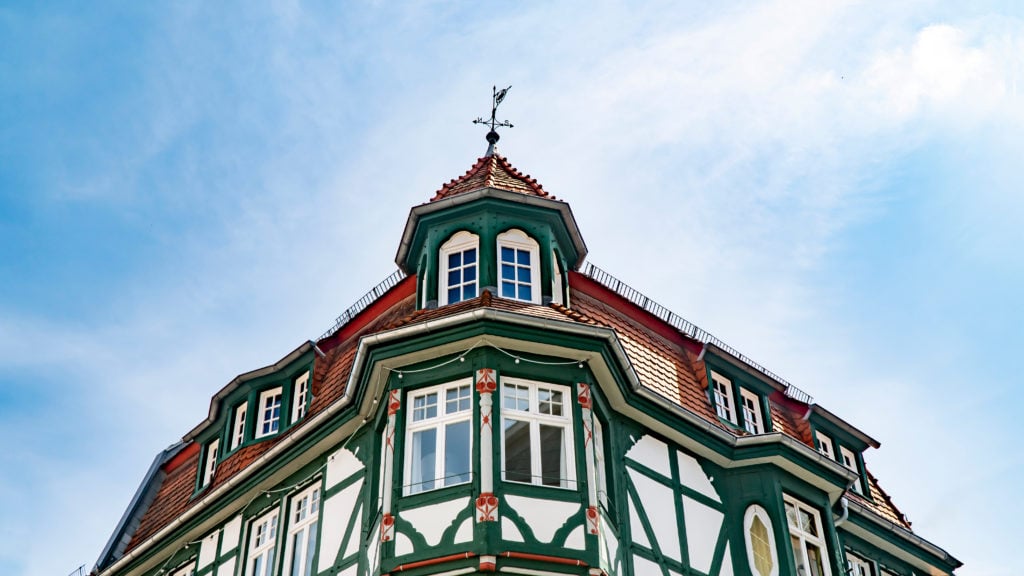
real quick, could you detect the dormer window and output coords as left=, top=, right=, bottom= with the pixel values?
left=231, top=404, right=247, bottom=450
left=202, top=439, right=219, bottom=488
left=710, top=371, right=736, bottom=424
left=815, top=431, right=834, bottom=460
left=496, top=229, right=540, bottom=303
left=256, top=387, right=283, bottom=439
left=740, top=387, right=765, bottom=434
left=292, top=372, right=310, bottom=423
left=839, top=446, right=864, bottom=494
left=439, top=231, right=479, bottom=305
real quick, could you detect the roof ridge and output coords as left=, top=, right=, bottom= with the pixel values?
left=430, top=153, right=551, bottom=202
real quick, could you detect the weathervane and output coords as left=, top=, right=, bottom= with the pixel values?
left=473, top=85, right=513, bottom=155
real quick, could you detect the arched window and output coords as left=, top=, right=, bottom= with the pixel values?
left=439, top=231, right=479, bottom=305
left=496, top=229, right=540, bottom=304
left=744, top=504, right=779, bottom=576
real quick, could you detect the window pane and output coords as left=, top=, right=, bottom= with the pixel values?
left=539, top=424, right=566, bottom=487
left=800, top=509, right=817, bottom=536
left=504, top=419, right=532, bottom=483
left=448, top=270, right=460, bottom=285
left=806, top=544, right=824, bottom=576
left=445, top=421, right=471, bottom=485
left=291, top=532, right=304, bottom=576
left=464, top=248, right=476, bottom=264
left=304, top=523, right=318, bottom=576
left=790, top=536, right=803, bottom=573
left=464, top=265, right=476, bottom=282
left=448, top=252, right=461, bottom=267
left=750, top=516, right=773, bottom=576
left=519, top=266, right=531, bottom=283
left=786, top=502, right=798, bottom=528
left=517, top=250, right=530, bottom=265
left=518, top=285, right=531, bottom=301
left=463, top=284, right=477, bottom=299
left=448, top=287, right=460, bottom=303
left=501, top=246, right=515, bottom=262
left=502, top=264, right=515, bottom=280
left=410, top=429, right=437, bottom=493
left=538, top=389, right=563, bottom=415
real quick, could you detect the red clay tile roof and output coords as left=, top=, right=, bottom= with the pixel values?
left=430, top=154, right=551, bottom=202
left=122, top=270, right=912, bottom=557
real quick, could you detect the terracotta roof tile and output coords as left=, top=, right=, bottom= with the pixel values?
left=430, top=154, right=552, bottom=202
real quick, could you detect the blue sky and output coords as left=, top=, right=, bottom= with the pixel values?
left=1, top=2, right=1021, bottom=575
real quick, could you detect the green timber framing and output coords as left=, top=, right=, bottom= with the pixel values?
left=96, top=293, right=960, bottom=576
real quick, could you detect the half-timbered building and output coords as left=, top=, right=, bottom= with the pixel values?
left=94, top=141, right=961, bottom=576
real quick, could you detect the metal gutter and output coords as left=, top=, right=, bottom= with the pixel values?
left=845, top=499, right=962, bottom=571
left=394, top=188, right=588, bottom=272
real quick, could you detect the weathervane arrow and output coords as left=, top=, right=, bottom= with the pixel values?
left=473, top=85, right=513, bottom=156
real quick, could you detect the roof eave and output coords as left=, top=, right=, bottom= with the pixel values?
left=809, top=404, right=881, bottom=449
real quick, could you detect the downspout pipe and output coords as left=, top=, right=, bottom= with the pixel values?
left=834, top=496, right=850, bottom=527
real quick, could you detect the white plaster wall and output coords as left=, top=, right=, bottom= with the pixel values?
left=503, top=516, right=524, bottom=542
left=216, top=557, right=235, bottom=576
left=504, top=495, right=579, bottom=544
left=402, top=497, right=470, bottom=546
left=676, top=450, right=720, bottom=502
left=453, top=517, right=473, bottom=544
left=629, top=469, right=681, bottom=562
left=628, top=499, right=649, bottom=548
left=625, top=435, right=671, bottom=478
left=633, top=555, right=662, bottom=576
left=563, top=525, right=584, bottom=550
left=220, top=514, right=241, bottom=552
left=326, top=447, right=364, bottom=489
left=681, top=494, right=724, bottom=574
left=318, top=479, right=363, bottom=572
left=395, top=531, right=414, bottom=556
left=198, top=530, right=218, bottom=569
left=719, top=543, right=733, bottom=576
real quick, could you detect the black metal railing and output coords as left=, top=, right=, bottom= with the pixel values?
left=318, top=269, right=408, bottom=341
left=580, top=262, right=813, bottom=405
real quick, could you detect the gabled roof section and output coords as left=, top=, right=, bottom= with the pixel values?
left=430, top=153, right=551, bottom=201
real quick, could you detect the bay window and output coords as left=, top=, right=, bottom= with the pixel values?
left=785, top=495, right=831, bottom=576
left=501, top=379, right=575, bottom=488
left=404, top=379, right=473, bottom=494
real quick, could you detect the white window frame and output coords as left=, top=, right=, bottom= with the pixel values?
left=593, top=416, right=608, bottom=510
left=283, top=483, right=321, bottom=576
left=439, top=231, right=480, bottom=306
left=551, top=249, right=564, bottom=306
left=847, top=552, right=874, bottom=576
left=403, top=379, right=474, bottom=495
left=815, top=431, right=834, bottom=460
left=710, top=371, right=737, bottom=425
left=839, top=446, right=864, bottom=494
left=740, top=387, right=765, bottom=434
left=292, top=372, right=310, bottom=424
left=232, top=403, right=248, bottom=450
left=785, top=495, right=832, bottom=576
left=743, top=504, right=779, bottom=576
left=246, top=508, right=279, bottom=576
left=496, top=229, right=541, bottom=304
left=202, top=439, right=219, bottom=488
left=256, top=387, right=283, bottom=439
left=500, top=378, right=576, bottom=488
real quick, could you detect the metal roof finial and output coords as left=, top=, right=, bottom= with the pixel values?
left=473, top=85, right=513, bottom=156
